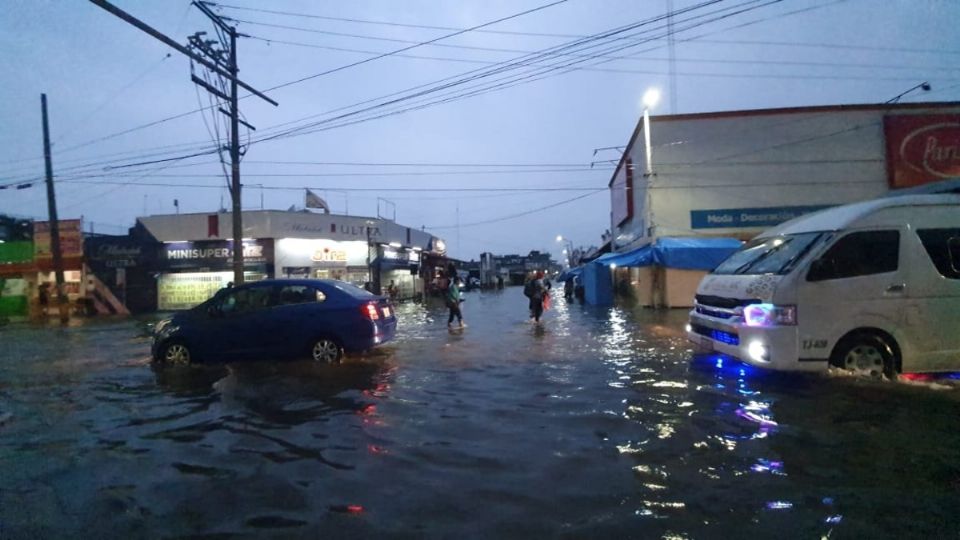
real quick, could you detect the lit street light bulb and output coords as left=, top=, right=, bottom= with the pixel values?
left=643, top=88, right=660, bottom=109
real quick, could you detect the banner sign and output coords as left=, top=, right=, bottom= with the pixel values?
left=160, top=239, right=273, bottom=270
left=691, top=205, right=831, bottom=229
left=34, top=219, right=82, bottom=259
left=884, top=114, right=960, bottom=189
left=158, top=271, right=233, bottom=310
left=85, top=236, right=157, bottom=269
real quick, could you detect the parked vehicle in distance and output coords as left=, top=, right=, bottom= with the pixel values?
left=688, top=193, right=960, bottom=378
left=153, top=279, right=397, bottom=365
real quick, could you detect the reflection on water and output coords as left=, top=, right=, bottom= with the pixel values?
left=0, top=290, right=958, bottom=537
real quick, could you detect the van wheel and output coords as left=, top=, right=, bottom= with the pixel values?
left=311, top=338, right=343, bottom=364
left=832, top=333, right=897, bottom=379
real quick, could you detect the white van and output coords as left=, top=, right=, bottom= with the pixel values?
left=687, top=193, right=960, bottom=378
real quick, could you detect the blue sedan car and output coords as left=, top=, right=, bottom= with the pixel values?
left=152, top=279, right=397, bottom=365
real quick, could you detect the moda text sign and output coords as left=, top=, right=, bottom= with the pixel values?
left=691, top=205, right=831, bottom=229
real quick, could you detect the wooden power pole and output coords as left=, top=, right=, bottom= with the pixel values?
left=41, top=94, right=69, bottom=324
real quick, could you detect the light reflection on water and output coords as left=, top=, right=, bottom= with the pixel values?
left=0, top=289, right=958, bottom=537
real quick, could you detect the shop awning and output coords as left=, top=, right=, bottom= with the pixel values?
left=595, top=237, right=742, bottom=271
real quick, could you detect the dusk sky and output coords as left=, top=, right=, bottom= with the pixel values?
left=1, top=0, right=958, bottom=261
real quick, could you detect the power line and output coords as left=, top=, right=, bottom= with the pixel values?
left=210, top=2, right=579, bottom=38
left=254, top=1, right=786, bottom=145
left=427, top=189, right=607, bottom=229
left=245, top=33, right=960, bottom=74
left=249, top=0, right=735, bottom=145
left=55, top=180, right=606, bottom=192
left=214, top=1, right=960, bottom=56
left=254, top=0, right=570, bottom=93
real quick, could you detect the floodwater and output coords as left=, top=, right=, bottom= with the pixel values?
left=1, top=287, right=958, bottom=539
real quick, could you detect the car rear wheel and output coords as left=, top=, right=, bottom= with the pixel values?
left=832, top=333, right=897, bottom=379
left=311, top=338, right=343, bottom=364
left=159, top=341, right=192, bottom=366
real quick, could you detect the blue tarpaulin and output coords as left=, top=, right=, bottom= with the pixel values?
left=557, top=266, right=583, bottom=282
left=597, top=237, right=742, bottom=271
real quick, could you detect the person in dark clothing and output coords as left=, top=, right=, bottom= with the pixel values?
left=564, top=277, right=574, bottom=300
left=525, top=271, right=547, bottom=323
left=446, top=276, right=464, bottom=328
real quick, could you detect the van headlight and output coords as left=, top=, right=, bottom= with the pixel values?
left=742, top=303, right=796, bottom=327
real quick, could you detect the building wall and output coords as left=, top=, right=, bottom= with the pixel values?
left=611, top=103, right=960, bottom=248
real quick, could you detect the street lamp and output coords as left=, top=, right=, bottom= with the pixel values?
left=642, top=88, right=660, bottom=176
left=556, top=235, right=575, bottom=266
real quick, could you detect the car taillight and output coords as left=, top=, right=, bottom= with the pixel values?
left=362, top=302, right=380, bottom=320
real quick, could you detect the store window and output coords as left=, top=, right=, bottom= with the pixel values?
left=807, top=230, right=899, bottom=282
left=278, top=284, right=326, bottom=304
left=916, top=228, right=960, bottom=279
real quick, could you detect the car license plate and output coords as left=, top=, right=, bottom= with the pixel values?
left=382, top=307, right=391, bottom=318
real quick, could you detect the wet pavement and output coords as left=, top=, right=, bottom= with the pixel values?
left=1, top=286, right=959, bottom=539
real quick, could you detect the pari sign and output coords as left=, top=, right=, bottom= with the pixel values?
left=691, top=205, right=830, bottom=229
left=885, top=114, right=960, bottom=189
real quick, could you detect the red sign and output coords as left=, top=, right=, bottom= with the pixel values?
left=34, top=219, right=83, bottom=259
left=884, top=114, right=960, bottom=189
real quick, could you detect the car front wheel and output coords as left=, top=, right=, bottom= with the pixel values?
left=159, top=341, right=193, bottom=366
left=311, top=338, right=343, bottom=364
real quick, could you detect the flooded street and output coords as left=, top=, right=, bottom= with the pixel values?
left=1, top=287, right=959, bottom=539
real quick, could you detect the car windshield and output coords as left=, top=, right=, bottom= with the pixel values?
left=713, top=232, right=824, bottom=275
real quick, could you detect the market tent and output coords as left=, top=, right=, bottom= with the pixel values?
left=556, top=266, right=583, bottom=282
left=594, top=237, right=742, bottom=271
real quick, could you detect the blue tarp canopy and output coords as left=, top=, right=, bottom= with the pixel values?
left=597, top=237, right=743, bottom=271
left=557, top=266, right=583, bottom=282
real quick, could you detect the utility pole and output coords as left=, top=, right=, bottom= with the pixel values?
left=88, top=0, right=277, bottom=285
left=227, top=25, right=244, bottom=284
left=41, top=94, right=69, bottom=324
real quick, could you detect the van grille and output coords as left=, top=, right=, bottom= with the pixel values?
left=691, top=323, right=740, bottom=346
left=695, top=295, right=760, bottom=309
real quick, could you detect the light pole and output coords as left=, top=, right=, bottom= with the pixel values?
left=556, top=235, right=574, bottom=266
left=642, top=88, right=660, bottom=176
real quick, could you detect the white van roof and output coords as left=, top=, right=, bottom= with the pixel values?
left=758, top=193, right=960, bottom=237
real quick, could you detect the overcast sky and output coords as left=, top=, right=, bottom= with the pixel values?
left=1, top=0, right=958, bottom=261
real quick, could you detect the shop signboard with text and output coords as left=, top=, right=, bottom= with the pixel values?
left=34, top=219, right=82, bottom=260
left=691, top=205, right=831, bottom=229
left=275, top=238, right=368, bottom=269
left=159, top=239, right=273, bottom=270
left=884, top=113, right=960, bottom=189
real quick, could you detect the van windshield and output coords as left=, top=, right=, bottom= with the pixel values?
left=712, top=232, right=824, bottom=275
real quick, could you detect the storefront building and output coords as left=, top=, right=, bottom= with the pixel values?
left=136, top=210, right=443, bottom=310
left=599, top=101, right=960, bottom=307
left=609, top=101, right=960, bottom=249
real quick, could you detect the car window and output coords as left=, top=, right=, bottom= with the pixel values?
left=219, top=286, right=274, bottom=314
left=916, top=228, right=960, bottom=279
left=807, top=230, right=899, bottom=281
left=278, top=284, right=326, bottom=304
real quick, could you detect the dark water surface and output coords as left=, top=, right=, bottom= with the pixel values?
left=1, top=287, right=958, bottom=539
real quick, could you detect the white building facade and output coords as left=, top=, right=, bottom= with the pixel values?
left=609, top=102, right=960, bottom=250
